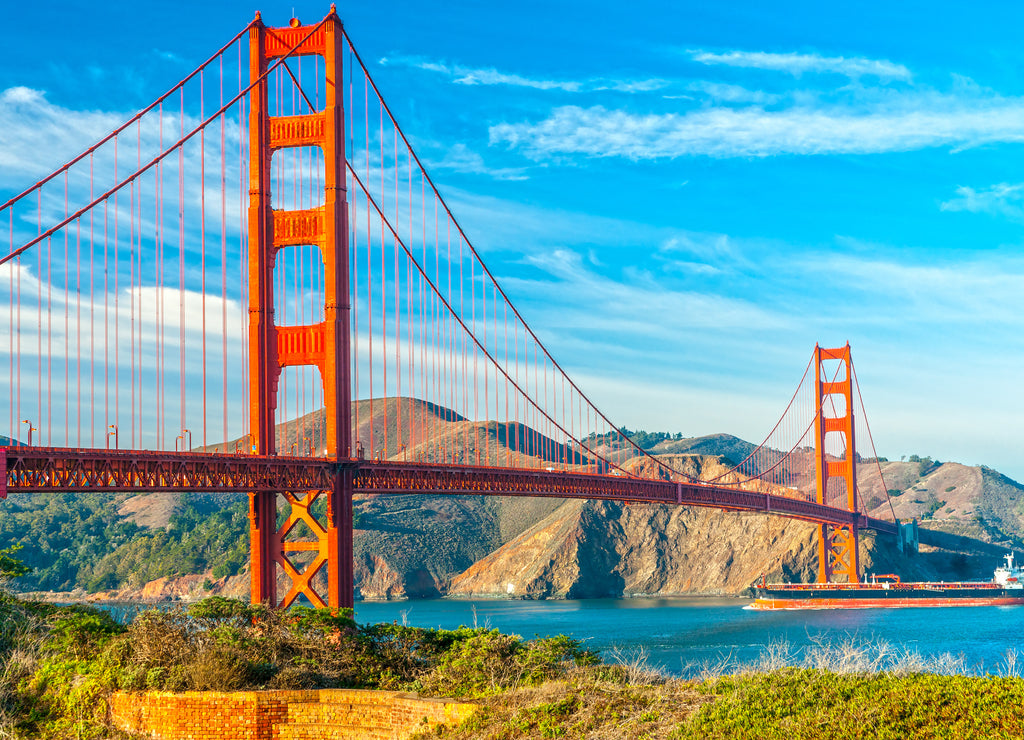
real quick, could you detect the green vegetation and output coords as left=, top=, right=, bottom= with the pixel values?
left=674, top=671, right=1024, bottom=740
left=1, top=593, right=1023, bottom=739
left=583, top=428, right=685, bottom=451
left=907, top=455, right=940, bottom=477
left=0, top=493, right=248, bottom=593
left=923, top=494, right=946, bottom=519
left=425, top=637, right=1024, bottom=740
left=0, top=594, right=597, bottom=738
left=429, top=671, right=1024, bottom=740
left=620, top=428, right=682, bottom=451
left=0, top=544, right=32, bottom=580
left=85, top=501, right=250, bottom=589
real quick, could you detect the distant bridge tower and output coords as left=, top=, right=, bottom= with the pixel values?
left=814, top=344, right=860, bottom=583
left=247, top=9, right=354, bottom=609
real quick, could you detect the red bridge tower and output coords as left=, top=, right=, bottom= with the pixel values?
left=814, top=344, right=860, bottom=583
left=247, top=9, right=354, bottom=609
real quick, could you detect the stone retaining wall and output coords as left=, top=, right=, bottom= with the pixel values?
left=109, top=688, right=477, bottom=740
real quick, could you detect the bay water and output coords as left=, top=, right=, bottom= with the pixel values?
left=355, top=597, right=1024, bottom=677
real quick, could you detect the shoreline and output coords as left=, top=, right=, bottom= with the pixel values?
left=13, top=589, right=751, bottom=607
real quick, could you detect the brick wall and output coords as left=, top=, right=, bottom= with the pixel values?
left=109, top=688, right=477, bottom=740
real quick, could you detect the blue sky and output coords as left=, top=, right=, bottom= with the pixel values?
left=2, top=1, right=1023, bottom=481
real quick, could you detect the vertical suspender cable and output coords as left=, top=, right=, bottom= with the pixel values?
left=89, top=153, right=95, bottom=446
left=394, top=124, right=402, bottom=455
left=64, top=174, right=70, bottom=446
left=201, top=70, right=208, bottom=449
left=179, top=88, right=186, bottom=447
left=113, top=138, right=119, bottom=445
left=220, top=57, right=228, bottom=452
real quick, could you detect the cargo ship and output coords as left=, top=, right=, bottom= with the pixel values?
left=753, top=553, right=1024, bottom=610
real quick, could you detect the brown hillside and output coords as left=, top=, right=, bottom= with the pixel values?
left=168, top=398, right=1024, bottom=599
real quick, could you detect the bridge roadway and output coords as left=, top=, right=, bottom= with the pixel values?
left=0, top=447, right=897, bottom=535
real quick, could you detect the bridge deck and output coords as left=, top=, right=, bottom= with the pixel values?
left=0, top=447, right=897, bottom=534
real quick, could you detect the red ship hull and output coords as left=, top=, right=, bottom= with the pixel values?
left=753, top=581, right=1024, bottom=610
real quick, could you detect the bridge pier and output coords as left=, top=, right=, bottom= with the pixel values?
left=327, top=471, right=355, bottom=609
left=249, top=491, right=279, bottom=606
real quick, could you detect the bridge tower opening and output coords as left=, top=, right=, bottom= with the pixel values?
left=247, top=8, right=354, bottom=609
left=813, top=343, right=860, bottom=583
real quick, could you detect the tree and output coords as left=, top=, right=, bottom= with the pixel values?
left=0, top=544, right=32, bottom=581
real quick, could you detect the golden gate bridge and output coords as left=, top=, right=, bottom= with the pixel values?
left=0, top=8, right=897, bottom=610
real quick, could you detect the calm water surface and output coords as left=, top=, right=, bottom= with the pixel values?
left=355, top=597, right=1024, bottom=676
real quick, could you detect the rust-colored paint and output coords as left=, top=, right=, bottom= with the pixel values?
left=813, top=343, right=860, bottom=584
left=0, top=451, right=896, bottom=536
left=247, top=9, right=353, bottom=610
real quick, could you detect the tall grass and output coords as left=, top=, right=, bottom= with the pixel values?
left=678, top=633, right=1024, bottom=680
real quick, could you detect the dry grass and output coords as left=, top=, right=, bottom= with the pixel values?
left=419, top=637, right=1024, bottom=739
left=116, top=603, right=371, bottom=692
left=414, top=665, right=712, bottom=740
left=681, top=634, right=977, bottom=680
left=604, top=645, right=667, bottom=686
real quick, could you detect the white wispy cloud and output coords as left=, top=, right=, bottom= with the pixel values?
left=597, top=79, right=671, bottom=94
left=506, top=247, right=786, bottom=333
left=690, top=50, right=912, bottom=81
left=430, top=143, right=530, bottom=181
left=489, top=94, right=1024, bottom=159
left=0, top=85, right=253, bottom=263
left=684, top=81, right=780, bottom=105
left=940, top=182, right=1024, bottom=222
left=380, top=56, right=581, bottom=91
left=153, top=49, right=185, bottom=64
left=0, top=259, right=247, bottom=447
left=0, top=87, right=124, bottom=182
left=815, top=243, right=1024, bottom=326
left=379, top=55, right=669, bottom=94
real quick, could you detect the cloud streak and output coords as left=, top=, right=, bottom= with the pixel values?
left=490, top=95, right=1024, bottom=159
left=815, top=247, right=1024, bottom=326
left=429, top=143, right=530, bottom=181
left=690, top=50, right=912, bottom=81
left=940, top=182, right=1024, bottom=222
left=379, top=56, right=669, bottom=94
left=683, top=81, right=780, bottom=105
left=0, top=87, right=124, bottom=183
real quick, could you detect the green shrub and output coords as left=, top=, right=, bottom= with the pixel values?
left=290, top=605, right=356, bottom=634
left=43, top=608, right=124, bottom=661
left=415, top=629, right=596, bottom=698
left=673, top=670, right=1024, bottom=740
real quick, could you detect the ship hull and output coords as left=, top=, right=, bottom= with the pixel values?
left=753, top=583, right=1024, bottom=610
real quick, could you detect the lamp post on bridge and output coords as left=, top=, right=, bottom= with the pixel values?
left=20, top=420, right=35, bottom=447
left=236, top=433, right=254, bottom=454
left=175, top=429, right=192, bottom=452
left=106, top=424, right=119, bottom=450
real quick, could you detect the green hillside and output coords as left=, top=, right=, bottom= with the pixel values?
left=0, top=492, right=249, bottom=593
